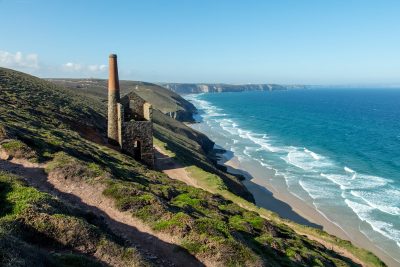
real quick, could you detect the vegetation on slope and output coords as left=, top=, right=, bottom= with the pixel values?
left=49, top=78, right=196, bottom=122
left=0, top=171, right=150, bottom=267
left=153, top=138, right=386, bottom=267
left=153, top=120, right=254, bottom=202
left=0, top=68, right=385, bottom=266
left=48, top=76, right=252, bottom=200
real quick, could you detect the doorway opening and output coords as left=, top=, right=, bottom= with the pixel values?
left=133, top=140, right=142, bottom=161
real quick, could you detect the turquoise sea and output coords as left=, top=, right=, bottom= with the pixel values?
left=185, top=89, right=400, bottom=264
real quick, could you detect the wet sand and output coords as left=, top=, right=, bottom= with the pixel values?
left=219, top=153, right=398, bottom=267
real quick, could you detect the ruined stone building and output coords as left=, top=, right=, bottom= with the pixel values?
left=107, top=54, right=154, bottom=167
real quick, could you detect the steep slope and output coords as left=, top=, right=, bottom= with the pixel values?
left=0, top=167, right=153, bottom=267
left=48, top=77, right=252, bottom=200
left=0, top=68, right=385, bottom=267
left=152, top=111, right=254, bottom=202
left=49, top=79, right=196, bottom=122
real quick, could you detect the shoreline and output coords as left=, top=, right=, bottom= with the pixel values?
left=215, top=149, right=398, bottom=267
left=184, top=92, right=399, bottom=266
left=218, top=153, right=349, bottom=237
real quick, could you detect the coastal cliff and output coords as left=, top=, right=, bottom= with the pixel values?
left=0, top=67, right=385, bottom=267
left=161, top=83, right=306, bottom=94
left=49, top=77, right=251, bottom=201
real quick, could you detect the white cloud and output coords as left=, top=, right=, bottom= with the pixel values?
left=0, top=51, right=107, bottom=77
left=0, top=50, right=39, bottom=70
left=88, top=64, right=107, bottom=72
left=63, top=62, right=82, bottom=71
left=63, top=62, right=107, bottom=73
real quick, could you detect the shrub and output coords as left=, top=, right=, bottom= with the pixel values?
left=53, top=253, right=101, bottom=267
left=0, top=139, right=37, bottom=162
left=46, top=152, right=105, bottom=181
left=229, top=215, right=252, bottom=233
left=193, top=218, right=229, bottom=238
left=115, top=194, right=155, bottom=211
left=153, top=212, right=193, bottom=234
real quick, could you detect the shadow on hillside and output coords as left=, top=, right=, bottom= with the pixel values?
left=0, top=159, right=205, bottom=267
left=0, top=181, right=12, bottom=216
left=155, top=145, right=323, bottom=229
left=154, top=149, right=183, bottom=171
left=152, top=148, right=362, bottom=266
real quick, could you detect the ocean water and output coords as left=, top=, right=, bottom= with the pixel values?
left=185, top=89, right=400, bottom=263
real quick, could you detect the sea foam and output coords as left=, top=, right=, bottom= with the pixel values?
left=345, top=199, right=400, bottom=248
left=350, top=190, right=400, bottom=216
left=186, top=93, right=400, bottom=253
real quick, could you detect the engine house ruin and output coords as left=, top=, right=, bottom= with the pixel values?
left=107, top=54, right=154, bottom=167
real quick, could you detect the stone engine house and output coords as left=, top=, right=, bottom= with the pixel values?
left=107, top=54, right=154, bottom=167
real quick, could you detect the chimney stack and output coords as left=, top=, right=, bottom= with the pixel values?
left=107, top=54, right=120, bottom=145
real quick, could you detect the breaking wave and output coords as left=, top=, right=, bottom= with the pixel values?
left=185, top=93, right=400, bottom=254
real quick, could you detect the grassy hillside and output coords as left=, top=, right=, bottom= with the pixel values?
left=49, top=78, right=196, bottom=122
left=0, top=68, right=385, bottom=266
left=48, top=77, right=251, bottom=200
left=0, top=171, right=150, bottom=267
left=152, top=114, right=254, bottom=202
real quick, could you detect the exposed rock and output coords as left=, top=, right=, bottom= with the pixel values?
left=160, top=83, right=292, bottom=94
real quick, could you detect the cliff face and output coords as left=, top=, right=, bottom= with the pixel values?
left=161, top=83, right=301, bottom=94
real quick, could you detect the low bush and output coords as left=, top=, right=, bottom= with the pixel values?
left=0, top=139, right=38, bottom=162
left=46, top=152, right=106, bottom=181
left=0, top=171, right=150, bottom=266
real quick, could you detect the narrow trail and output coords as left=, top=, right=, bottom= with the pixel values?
left=1, top=149, right=367, bottom=267
left=153, top=147, right=366, bottom=267
left=0, top=157, right=205, bottom=267
left=154, top=147, right=200, bottom=189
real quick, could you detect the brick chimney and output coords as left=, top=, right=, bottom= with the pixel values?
left=107, top=54, right=120, bottom=145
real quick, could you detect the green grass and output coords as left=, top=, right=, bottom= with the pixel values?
left=49, top=78, right=197, bottom=122
left=0, top=67, right=386, bottom=267
left=153, top=122, right=255, bottom=202
left=0, top=171, right=48, bottom=218
left=186, top=165, right=228, bottom=191
left=172, top=193, right=203, bottom=207
left=0, top=171, right=150, bottom=267
left=165, top=153, right=387, bottom=267
left=0, top=139, right=38, bottom=162
left=153, top=137, right=176, bottom=157
left=45, top=152, right=106, bottom=182
left=153, top=212, right=191, bottom=231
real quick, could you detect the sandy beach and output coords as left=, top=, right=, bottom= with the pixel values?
left=218, top=152, right=399, bottom=267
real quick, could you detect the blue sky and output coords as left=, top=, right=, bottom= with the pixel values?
left=0, top=0, right=399, bottom=85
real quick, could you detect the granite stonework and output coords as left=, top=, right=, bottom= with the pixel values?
left=107, top=54, right=154, bottom=168
left=120, top=92, right=153, bottom=122
left=121, top=121, right=154, bottom=167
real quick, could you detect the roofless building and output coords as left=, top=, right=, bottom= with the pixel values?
left=107, top=54, right=154, bottom=167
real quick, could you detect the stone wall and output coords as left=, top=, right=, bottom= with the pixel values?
left=117, top=103, right=123, bottom=148
left=121, top=92, right=147, bottom=121
left=143, top=102, right=152, bottom=121
left=121, top=121, right=154, bottom=167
